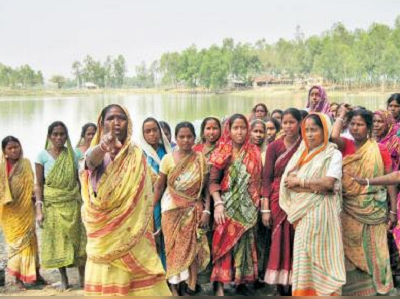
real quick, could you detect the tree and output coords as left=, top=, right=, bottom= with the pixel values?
left=50, top=75, right=66, bottom=89
left=113, top=55, right=127, bottom=87
left=72, top=61, right=82, bottom=88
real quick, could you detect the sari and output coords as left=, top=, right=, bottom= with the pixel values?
left=139, top=120, right=172, bottom=270
left=341, top=139, right=394, bottom=296
left=0, top=155, right=38, bottom=283
left=81, top=105, right=170, bottom=296
left=160, top=152, right=209, bottom=289
left=280, top=113, right=346, bottom=296
left=306, top=85, right=331, bottom=116
left=263, top=137, right=301, bottom=285
left=374, top=111, right=400, bottom=278
left=209, top=121, right=262, bottom=284
left=40, top=139, right=86, bottom=269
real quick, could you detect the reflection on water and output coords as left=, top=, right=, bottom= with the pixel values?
left=0, top=92, right=389, bottom=163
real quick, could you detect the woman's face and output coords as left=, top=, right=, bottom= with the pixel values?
left=203, top=120, right=221, bottom=144
left=304, top=118, right=324, bottom=151
left=49, top=126, right=67, bottom=149
left=4, top=141, right=22, bottom=161
left=349, top=115, right=369, bottom=142
left=230, top=118, right=248, bottom=146
left=104, top=106, right=128, bottom=142
left=84, top=126, right=96, bottom=144
left=162, top=127, right=172, bottom=143
left=254, top=105, right=267, bottom=119
left=282, top=114, right=300, bottom=138
left=388, top=100, right=400, bottom=120
left=271, top=112, right=282, bottom=123
left=176, top=127, right=195, bottom=151
left=265, top=121, right=278, bottom=142
left=330, top=104, right=339, bottom=119
left=373, top=114, right=386, bottom=138
left=309, top=88, right=321, bottom=108
left=143, top=121, right=161, bottom=147
left=250, top=123, right=266, bottom=146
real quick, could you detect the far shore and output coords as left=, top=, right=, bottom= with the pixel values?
left=0, top=85, right=398, bottom=98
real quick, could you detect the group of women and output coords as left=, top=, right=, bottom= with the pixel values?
left=1, top=88, right=400, bottom=296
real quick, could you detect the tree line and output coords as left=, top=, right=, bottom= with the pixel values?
left=0, top=64, right=44, bottom=88
left=1, top=17, right=399, bottom=90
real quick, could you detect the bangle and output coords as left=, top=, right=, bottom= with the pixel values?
left=214, top=201, right=224, bottom=208
left=261, top=210, right=271, bottom=213
left=35, top=201, right=43, bottom=208
left=300, top=178, right=305, bottom=188
left=390, top=210, right=397, bottom=215
left=203, top=210, right=211, bottom=215
left=366, top=178, right=370, bottom=188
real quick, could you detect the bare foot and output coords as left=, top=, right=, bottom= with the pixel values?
left=170, top=284, right=180, bottom=296
left=214, top=282, right=224, bottom=296
left=14, top=279, right=27, bottom=291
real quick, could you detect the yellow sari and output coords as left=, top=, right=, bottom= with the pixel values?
left=341, top=139, right=393, bottom=296
left=0, top=155, right=38, bottom=283
left=81, top=105, right=170, bottom=296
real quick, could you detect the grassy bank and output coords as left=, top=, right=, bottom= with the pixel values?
left=0, top=85, right=398, bottom=97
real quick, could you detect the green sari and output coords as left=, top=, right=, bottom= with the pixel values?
left=41, top=139, right=86, bottom=269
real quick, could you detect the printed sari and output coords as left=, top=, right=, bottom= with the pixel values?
left=81, top=105, right=170, bottom=296
left=209, top=121, right=262, bottom=284
left=374, top=111, right=400, bottom=279
left=0, top=156, right=38, bottom=283
left=139, top=120, right=172, bottom=270
left=264, top=137, right=301, bottom=285
left=161, top=152, right=209, bottom=290
left=41, top=139, right=86, bottom=269
left=341, top=139, right=394, bottom=296
left=280, top=113, right=346, bottom=296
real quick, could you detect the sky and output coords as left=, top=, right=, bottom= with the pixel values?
left=0, top=0, right=399, bottom=79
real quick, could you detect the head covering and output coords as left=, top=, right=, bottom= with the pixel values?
left=139, top=118, right=172, bottom=165
left=374, top=110, right=396, bottom=142
left=306, top=86, right=331, bottom=115
left=210, top=115, right=260, bottom=171
left=295, top=113, right=332, bottom=168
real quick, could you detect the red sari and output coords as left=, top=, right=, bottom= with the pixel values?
left=262, top=137, right=301, bottom=285
left=209, top=121, right=262, bottom=284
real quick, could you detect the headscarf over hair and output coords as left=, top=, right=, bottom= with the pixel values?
left=139, top=118, right=172, bottom=165
left=90, top=105, right=133, bottom=153
left=374, top=110, right=396, bottom=142
left=210, top=115, right=261, bottom=195
left=306, top=86, right=331, bottom=115
left=295, top=113, right=332, bottom=168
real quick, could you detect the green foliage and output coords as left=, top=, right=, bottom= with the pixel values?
left=0, top=64, right=43, bottom=88
left=50, top=75, right=66, bottom=89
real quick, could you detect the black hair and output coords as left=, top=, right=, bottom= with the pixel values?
left=271, top=109, right=283, bottom=117
left=300, top=110, right=309, bottom=120
left=143, top=117, right=161, bottom=131
left=252, top=103, right=268, bottom=114
left=2, top=136, right=21, bottom=151
left=47, top=121, right=69, bottom=138
left=265, top=117, right=281, bottom=132
left=80, top=123, right=97, bottom=138
left=200, top=117, right=221, bottom=142
left=305, top=114, right=324, bottom=130
left=100, top=104, right=124, bottom=126
left=282, top=108, right=302, bottom=123
left=251, top=119, right=266, bottom=131
left=159, top=121, right=171, bottom=134
left=348, top=109, right=373, bottom=130
left=387, top=93, right=400, bottom=107
left=228, top=114, right=248, bottom=129
left=175, top=121, right=196, bottom=138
